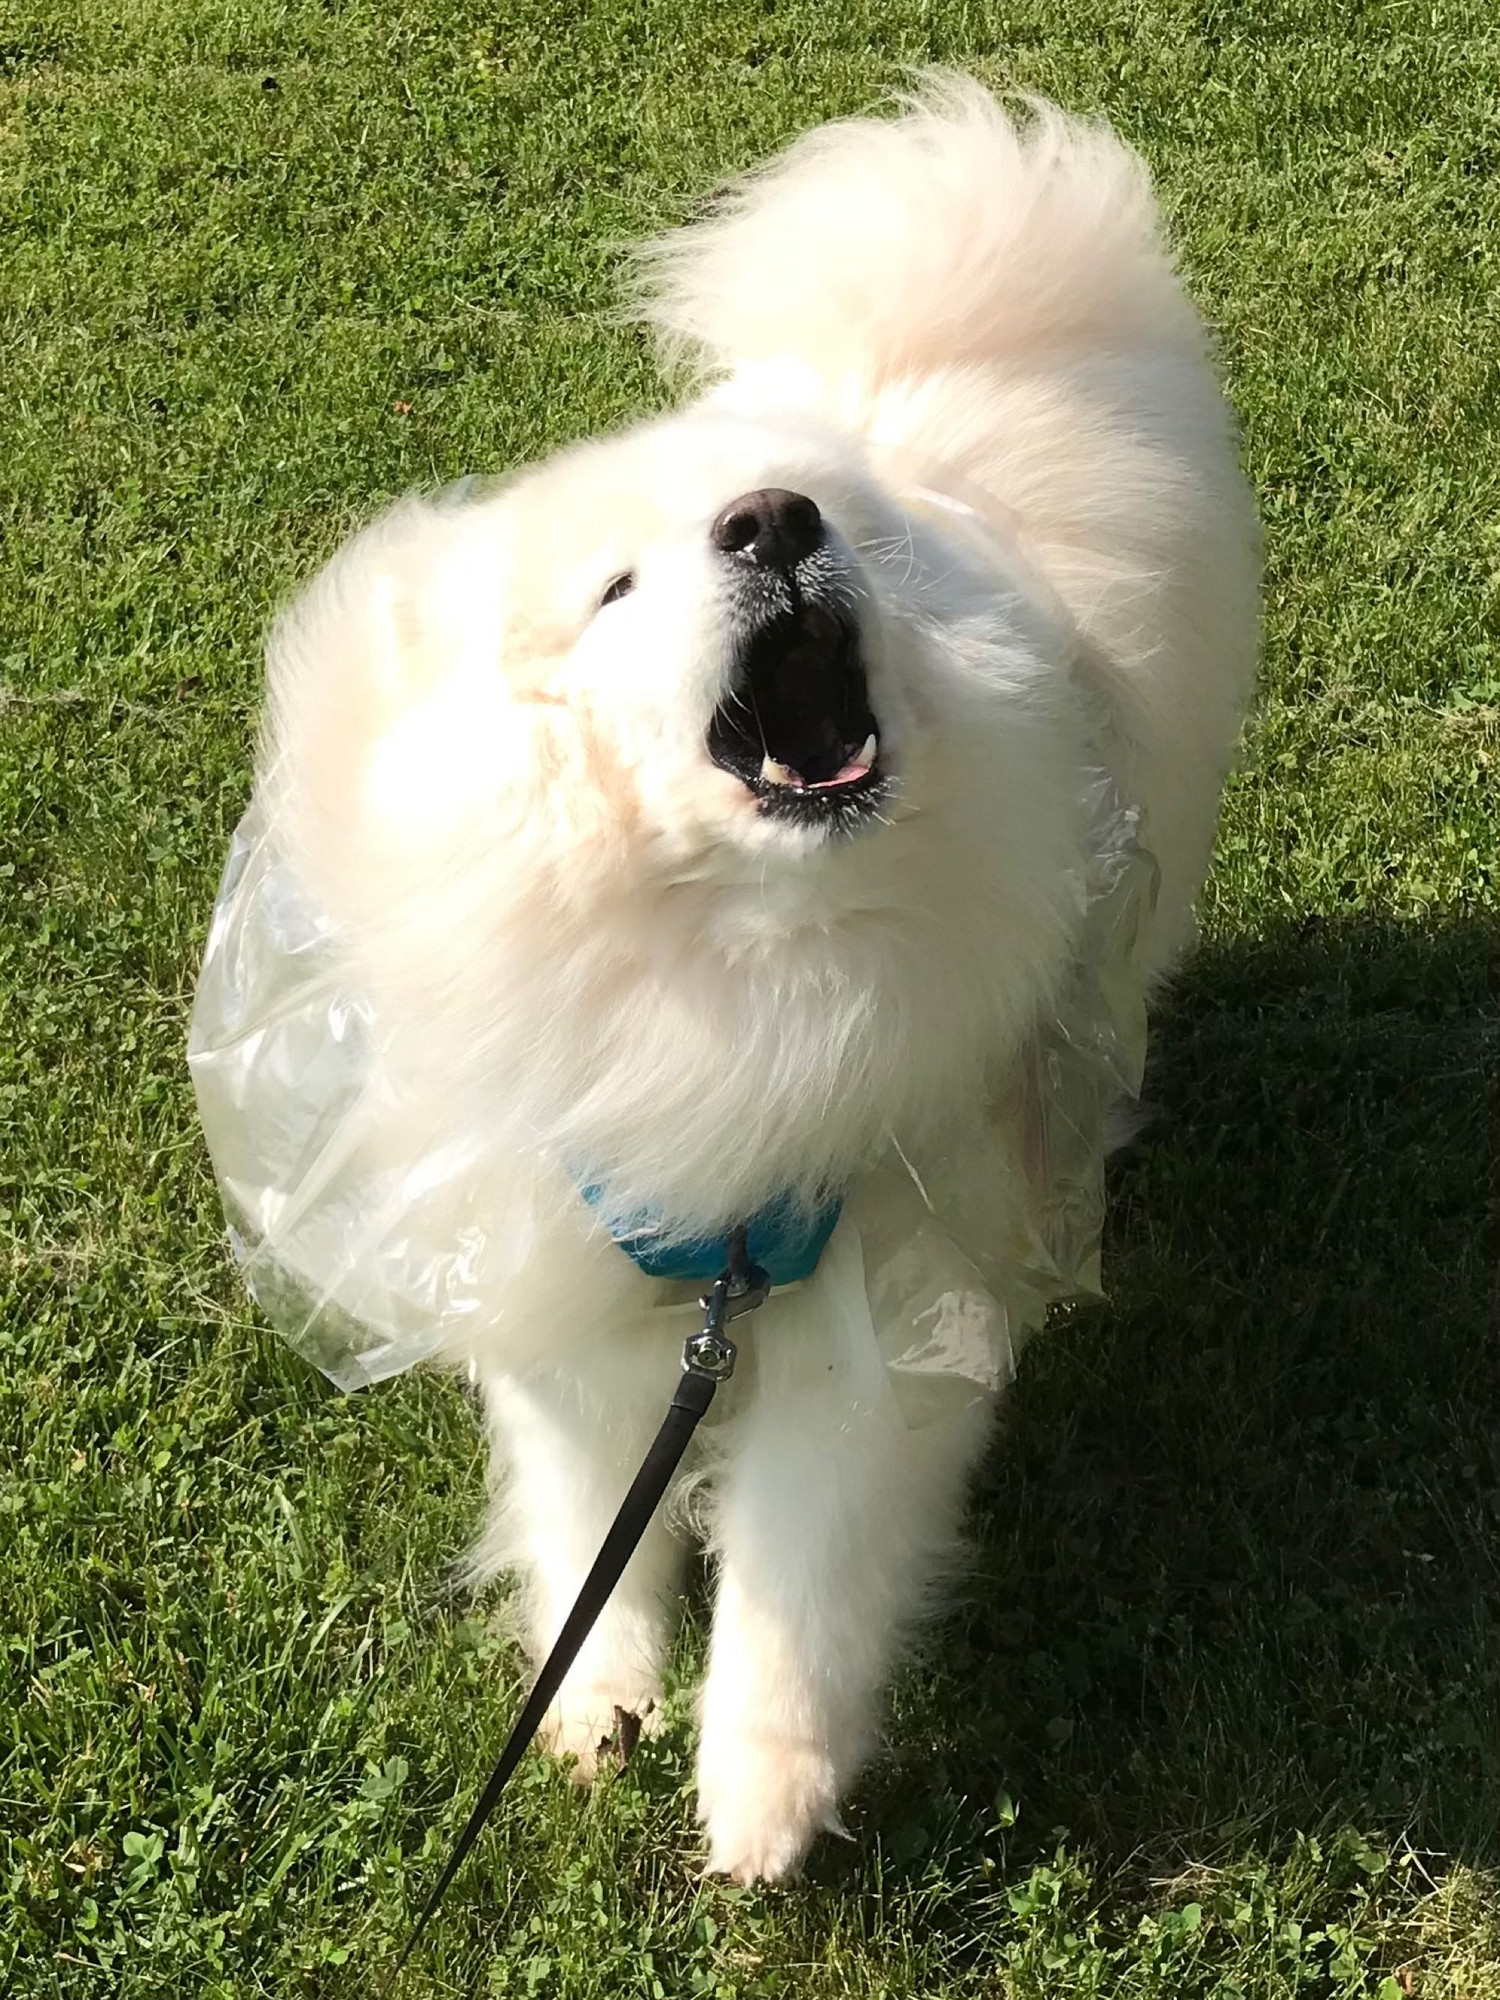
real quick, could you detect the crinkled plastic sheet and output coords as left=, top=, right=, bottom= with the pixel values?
left=188, top=771, right=1156, bottom=1422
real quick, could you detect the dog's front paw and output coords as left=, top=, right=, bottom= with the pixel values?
left=697, top=1730, right=849, bottom=1884
left=539, top=1679, right=661, bottom=1783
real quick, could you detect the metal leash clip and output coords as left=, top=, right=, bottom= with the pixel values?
left=684, top=1243, right=771, bottom=1384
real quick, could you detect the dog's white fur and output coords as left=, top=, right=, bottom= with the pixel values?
left=261, top=82, right=1257, bottom=1882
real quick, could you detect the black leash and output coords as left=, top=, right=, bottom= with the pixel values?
left=381, top=1227, right=770, bottom=1991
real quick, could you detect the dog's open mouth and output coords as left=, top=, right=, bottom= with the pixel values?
left=706, top=606, right=889, bottom=832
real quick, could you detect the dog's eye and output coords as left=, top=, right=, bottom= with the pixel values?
left=598, top=572, right=636, bottom=609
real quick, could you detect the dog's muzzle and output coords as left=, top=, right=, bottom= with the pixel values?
left=705, top=489, right=889, bottom=834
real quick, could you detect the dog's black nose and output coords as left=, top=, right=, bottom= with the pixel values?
left=711, top=489, right=822, bottom=568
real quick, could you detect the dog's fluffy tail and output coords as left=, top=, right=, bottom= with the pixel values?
left=636, top=77, right=1201, bottom=391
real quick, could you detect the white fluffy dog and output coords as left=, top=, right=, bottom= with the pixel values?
left=258, top=81, right=1257, bottom=1882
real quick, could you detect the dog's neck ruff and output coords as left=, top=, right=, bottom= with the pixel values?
left=576, top=1181, right=841, bottom=1286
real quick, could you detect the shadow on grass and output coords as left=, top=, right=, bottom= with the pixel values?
left=871, top=910, right=1499, bottom=1880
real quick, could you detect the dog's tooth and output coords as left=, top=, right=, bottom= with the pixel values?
left=760, top=755, right=798, bottom=787
left=856, top=733, right=878, bottom=767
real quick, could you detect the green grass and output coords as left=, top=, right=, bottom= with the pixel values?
left=2, top=0, right=1497, bottom=1993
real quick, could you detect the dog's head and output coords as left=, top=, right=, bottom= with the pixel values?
left=460, top=408, right=928, bottom=867
left=267, top=409, right=1022, bottom=902
left=569, top=444, right=897, bottom=852
left=264, top=406, right=1085, bottom=1217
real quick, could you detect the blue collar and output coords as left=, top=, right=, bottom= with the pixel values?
left=577, top=1182, right=841, bottom=1286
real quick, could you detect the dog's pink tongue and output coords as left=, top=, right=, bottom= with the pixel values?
left=809, top=754, right=873, bottom=790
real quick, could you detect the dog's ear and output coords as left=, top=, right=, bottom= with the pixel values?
left=256, top=496, right=534, bottom=893
left=266, top=497, right=510, bottom=734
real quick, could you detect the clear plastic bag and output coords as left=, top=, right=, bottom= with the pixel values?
left=189, top=769, right=1156, bottom=1417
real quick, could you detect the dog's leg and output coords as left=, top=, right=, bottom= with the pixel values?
left=480, top=1357, right=688, bottom=1780
left=697, top=1341, right=993, bottom=1883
